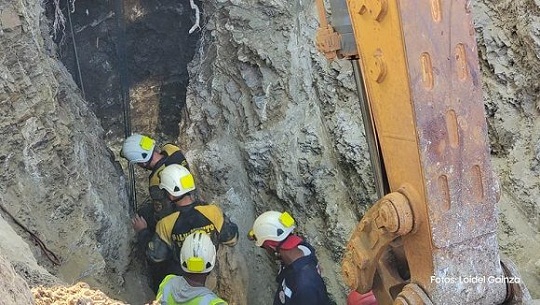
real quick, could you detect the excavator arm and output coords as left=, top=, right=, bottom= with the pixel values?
left=315, top=0, right=532, bottom=304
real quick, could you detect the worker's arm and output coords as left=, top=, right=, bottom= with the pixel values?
left=197, top=205, right=239, bottom=247
left=146, top=214, right=177, bottom=262
left=218, top=213, right=239, bottom=246
left=146, top=233, right=172, bottom=263
left=132, top=215, right=153, bottom=254
left=137, top=228, right=153, bottom=254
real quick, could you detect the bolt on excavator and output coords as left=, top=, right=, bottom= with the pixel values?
left=314, top=0, right=533, bottom=304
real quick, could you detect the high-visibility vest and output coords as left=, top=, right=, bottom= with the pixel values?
left=156, top=275, right=227, bottom=305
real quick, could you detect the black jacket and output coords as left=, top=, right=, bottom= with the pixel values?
left=273, top=242, right=331, bottom=305
left=147, top=201, right=238, bottom=264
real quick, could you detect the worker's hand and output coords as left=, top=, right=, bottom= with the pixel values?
left=131, top=214, right=148, bottom=233
left=221, top=234, right=238, bottom=247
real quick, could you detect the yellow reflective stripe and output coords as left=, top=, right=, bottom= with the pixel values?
left=155, top=212, right=180, bottom=246
left=149, top=164, right=165, bottom=187
left=195, top=205, right=224, bottom=232
left=161, top=144, right=180, bottom=156
left=156, top=274, right=176, bottom=303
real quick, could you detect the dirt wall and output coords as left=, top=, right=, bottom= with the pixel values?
left=0, top=0, right=149, bottom=303
left=474, top=0, right=540, bottom=295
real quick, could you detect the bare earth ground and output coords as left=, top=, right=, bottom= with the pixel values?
left=33, top=283, right=129, bottom=305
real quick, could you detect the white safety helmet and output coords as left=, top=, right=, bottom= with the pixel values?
left=180, top=231, right=216, bottom=273
left=249, top=211, right=296, bottom=247
left=159, top=164, right=196, bottom=197
left=121, top=134, right=156, bottom=163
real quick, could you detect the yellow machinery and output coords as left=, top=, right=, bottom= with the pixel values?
left=315, top=0, right=532, bottom=304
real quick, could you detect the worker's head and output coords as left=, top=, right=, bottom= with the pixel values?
left=248, top=211, right=302, bottom=252
left=159, top=164, right=196, bottom=200
left=180, top=231, right=216, bottom=274
left=121, top=134, right=156, bottom=168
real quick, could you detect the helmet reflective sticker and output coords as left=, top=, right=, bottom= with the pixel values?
left=279, top=212, right=295, bottom=228
left=139, top=136, right=155, bottom=151
left=180, top=174, right=195, bottom=190
left=186, top=257, right=205, bottom=272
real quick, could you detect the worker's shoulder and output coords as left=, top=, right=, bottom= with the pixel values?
left=211, top=298, right=228, bottom=305
left=198, top=292, right=228, bottom=305
left=194, top=203, right=223, bottom=213
left=156, top=211, right=180, bottom=228
left=160, top=274, right=176, bottom=284
left=160, top=143, right=181, bottom=154
left=161, top=144, right=188, bottom=166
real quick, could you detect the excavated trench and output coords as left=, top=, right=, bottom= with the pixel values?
left=23, top=0, right=539, bottom=304
left=45, top=0, right=202, bottom=302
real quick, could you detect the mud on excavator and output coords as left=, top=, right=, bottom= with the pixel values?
left=314, top=0, right=533, bottom=304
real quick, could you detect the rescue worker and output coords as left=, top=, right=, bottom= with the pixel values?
left=121, top=133, right=190, bottom=213
left=121, top=133, right=189, bottom=293
left=248, top=211, right=331, bottom=305
left=155, top=231, right=227, bottom=305
left=146, top=164, right=239, bottom=269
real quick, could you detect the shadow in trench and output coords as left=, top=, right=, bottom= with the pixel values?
left=45, top=0, right=201, bottom=142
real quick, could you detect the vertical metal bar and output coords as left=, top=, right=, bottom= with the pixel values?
left=114, top=0, right=137, bottom=214
left=351, top=60, right=388, bottom=198
left=66, top=0, right=86, bottom=99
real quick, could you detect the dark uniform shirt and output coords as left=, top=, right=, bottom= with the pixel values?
left=147, top=201, right=239, bottom=265
left=273, top=242, right=331, bottom=305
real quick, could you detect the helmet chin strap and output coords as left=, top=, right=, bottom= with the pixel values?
left=139, top=155, right=154, bottom=170
left=172, top=192, right=192, bottom=203
left=265, top=245, right=281, bottom=261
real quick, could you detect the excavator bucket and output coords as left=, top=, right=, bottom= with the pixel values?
left=313, top=0, right=535, bottom=303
